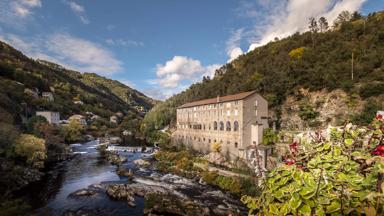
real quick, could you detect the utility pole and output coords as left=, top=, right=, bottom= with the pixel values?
left=351, top=52, right=354, bottom=81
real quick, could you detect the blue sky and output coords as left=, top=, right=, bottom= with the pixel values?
left=0, top=0, right=383, bottom=100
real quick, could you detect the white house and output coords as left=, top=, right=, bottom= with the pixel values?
left=36, top=111, right=60, bottom=124
left=42, top=92, right=54, bottom=101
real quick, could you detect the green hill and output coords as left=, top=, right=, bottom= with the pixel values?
left=142, top=11, right=384, bottom=136
left=0, top=41, right=155, bottom=124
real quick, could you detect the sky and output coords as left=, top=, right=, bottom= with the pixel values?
left=0, top=0, right=383, bottom=100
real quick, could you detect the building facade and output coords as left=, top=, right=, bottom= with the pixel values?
left=69, top=114, right=87, bottom=126
left=172, top=91, right=268, bottom=160
left=36, top=111, right=60, bottom=124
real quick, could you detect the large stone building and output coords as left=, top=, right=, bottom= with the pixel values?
left=173, top=91, right=268, bottom=160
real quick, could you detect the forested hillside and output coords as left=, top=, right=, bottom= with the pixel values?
left=0, top=42, right=155, bottom=122
left=142, top=11, right=384, bottom=136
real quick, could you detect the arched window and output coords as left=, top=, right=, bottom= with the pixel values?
left=226, top=121, right=231, bottom=131
left=213, top=121, right=218, bottom=130
left=219, top=121, right=224, bottom=131
left=234, top=121, right=239, bottom=131
left=234, top=142, right=238, bottom=148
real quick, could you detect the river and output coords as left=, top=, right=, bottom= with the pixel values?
left=22, top=140, right=246, bottom=216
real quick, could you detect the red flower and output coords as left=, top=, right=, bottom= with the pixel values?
left=289, top=142, right=298, bottom=153
left=372, top=145, right=384, bottom=157
left=296, top=165, right=303, bottom=169
left=285, top=158, right=295, bottom=165
left=376, top=114, right=383, bottom=120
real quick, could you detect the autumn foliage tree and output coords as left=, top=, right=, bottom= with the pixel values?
left=242, top=115, right=384, bottom=215
left=14, top=134, right=46, bottom=169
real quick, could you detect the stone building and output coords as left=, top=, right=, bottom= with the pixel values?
left=173, top=91, right=269, bottom=160
left=69, top=114, right=87, bottom=126
left=36, top=111, right=60, bottom=124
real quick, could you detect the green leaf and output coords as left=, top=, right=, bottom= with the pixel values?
left=280, top=203, right=290, bottom=216
left=323, top=143, right=331, bottom=150
left=289, top=193, right=302, bottom=210
left=299, top=187, right=315, bottom=197
left=299, top=204, right=311, bottom=216
left=315, top=207, right=325, bottom=216
left=326, top=201, right=340, bottom=213
left=344, top=138, right=354, bottom=146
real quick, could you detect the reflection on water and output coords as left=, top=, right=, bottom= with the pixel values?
left=28, top=140, right=144, bottom=216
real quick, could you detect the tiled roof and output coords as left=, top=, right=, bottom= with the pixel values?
left=178, top=90, right=257, bottom=109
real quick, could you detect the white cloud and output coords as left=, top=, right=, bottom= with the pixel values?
left=149, top=56, right=220, bottom=98
left=1, top=33, right=123, bottom=75
left=106, top=38, right=144, bottom=47
left=226, top=28, right=244, bottom=62
left=233, top=0, right=366, bottom=52
left=64, top=1, right=89, bottom=24
left=68, top=1, right=84, bottom=13
left=0, top=0, right=42, bottom=27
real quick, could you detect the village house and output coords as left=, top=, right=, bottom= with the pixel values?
left=36, top=111, right=60, bottom=124
left=42, top=92, right=54, bottom=101
left=69, top=114, right=87, bottom=126
left=172, top=91, right=269, bottom=160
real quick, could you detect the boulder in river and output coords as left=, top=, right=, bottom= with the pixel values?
left=68, top=188, right=97, bottom=198
left=133, top=159, right=150, bottom=167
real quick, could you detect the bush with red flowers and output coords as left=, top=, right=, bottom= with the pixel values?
left=242, top=117, right=384, bottom=215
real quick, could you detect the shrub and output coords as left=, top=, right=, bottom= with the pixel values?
left=241, top=118, right=384, bottom=215
left=360, top=83, right=384, bottom=98
left=288, top=47, right=305, bottom=60
left=262, top=128, right=278, bottom=145
left=14, top=134, right=46, bottom=169
left=211, top=142, right=222, bottom=153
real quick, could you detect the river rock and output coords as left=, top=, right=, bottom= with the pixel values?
left=68, top=188, right=97, bottom=198
left=133, top=159, right=150, bottom=167
left=116, top=166, right=134, bottom=178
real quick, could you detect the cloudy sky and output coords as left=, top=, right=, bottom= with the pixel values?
left=0, top=0, right=382, bottom=100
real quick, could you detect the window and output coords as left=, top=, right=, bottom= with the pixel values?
left=255, top=100, right=258, bottom=106
left=234, top=109, right=238, bottom=116
left=234, top=101, right=239, bottom=105
left=227, top=110, right=230, bottom=116
left=226, top=102, right=231, bottom=108
left=209, top=139, right=211, bottom=143
left=255, top=110, right=258, bottom=116
left=209, top=124, right=211, bottom=130
left=219, top=121, right=224, bottom=131
left=234, top=121, right=239, bottom=131
left=235, top=142, right=238, bottom=148
left=226, top=121, right=231, bottom=131
left=213, top=121, right=218, bottom=130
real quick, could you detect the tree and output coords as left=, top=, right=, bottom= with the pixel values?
left=14, top=134, right=46, bottom=169
left=308, top=17, right=319, bottom=33
left=60, top=119, right=84, bottom=143
left=308, top=17, right=319, bottom=48
left=26, top=115, right=48, bottom=137
left=333, top=11, right=352, bottom=28
left=318, top=17, right=329, bottom=32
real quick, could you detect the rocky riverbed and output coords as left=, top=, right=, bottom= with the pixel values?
left=23, top=140, right=247, bottom=216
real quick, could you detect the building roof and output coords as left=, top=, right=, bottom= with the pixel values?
left=178, top=90, right=257, bottom=109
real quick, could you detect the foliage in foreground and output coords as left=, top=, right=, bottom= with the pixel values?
left=242, top=116, right=384, bottom=215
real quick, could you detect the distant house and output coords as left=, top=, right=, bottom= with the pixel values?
left=36, top=111, right=60, bottom=124
left=42, top=92, right=54, bottom=101
left=110, top=115, right=118, bottom=124
left=69, top=114, right=87, bottom=126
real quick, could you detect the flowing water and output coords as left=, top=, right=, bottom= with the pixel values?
left=22, top=140, right=246, bottom=216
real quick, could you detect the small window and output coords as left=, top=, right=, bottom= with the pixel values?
left=219, top=121, right=224, bottom=131
left=235, top=142, right=238, bottom=148
left=226, top=103, right=231, bottom=108
left=227, top=110, right=230, bottom=116
left=234, top=121, right=239, bottom=131
left=234, top=109, right=238, bottom=116
left=226, top=121, right=231, bottom=131
left=214, top=121, right=218, bottom=130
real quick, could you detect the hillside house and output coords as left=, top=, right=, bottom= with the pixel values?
left=110, top=115, right=118, bottom=124
left=173, top=91, right=269, bottom=160
left=42, top=92, right=54, bottom=101
left=36, top=111, right=60, bottom=124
